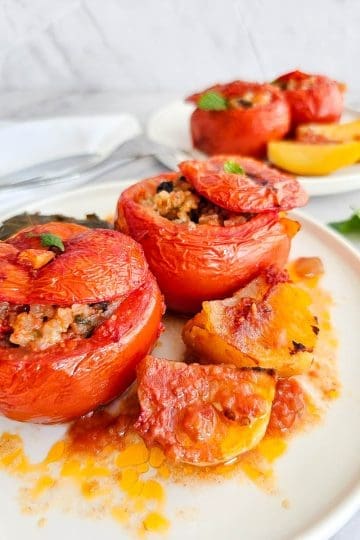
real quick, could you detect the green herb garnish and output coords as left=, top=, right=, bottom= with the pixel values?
left=197, top=91, right=227, bottom=111
left=329, top=209, right=360, bottom=234
left=40, top=233, right=65, bottom=252
left=223, top=160, right=245, bottom=175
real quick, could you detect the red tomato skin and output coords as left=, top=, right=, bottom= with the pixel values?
left=267, top=377, right=305, bottom=435
left=1, top=225, right=149, bottom=305
left=135, top=356, right=274, bottom=464
left=115, top=175, right=297, bottom=313
left=180, top=155, right=308, bottom=213
left=0, top=275, right=164, bottom=423
left=187, top=82, right=290, bottom=158
left=275, top=71, right=344, bottom=129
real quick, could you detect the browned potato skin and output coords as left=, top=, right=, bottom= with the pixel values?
left=183, top=274, right=317, bottom=378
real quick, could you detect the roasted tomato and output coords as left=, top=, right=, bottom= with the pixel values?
left=116, top=173, right=299, bottom=313
left=183, top=268, right=318, bottom=377
left=273, top=70, right=344, bottom=129
left=180, top=155, right=308, bottom=213
left=0, top=223, right=164, bottom=423
left=267, top=378, right=306, bottom=435
left=135, top=356, right=275, bottom=466
left=187, top=81, right=290, bottom=158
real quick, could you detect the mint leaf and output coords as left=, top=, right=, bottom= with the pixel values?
left=40, top=233, right=65, bottom=252
left=197, top=91, right=227, bottom=111
left=329, top=210, right=360, bottom=234
left=223, top=160, right=245, bottom=175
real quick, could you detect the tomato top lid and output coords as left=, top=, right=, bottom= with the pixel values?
left=274, top=70, right=312, bottom=84
left=273, top=70, right=343, bottom=91
left=7, top=222, right=88, bottom=250
left=0, top=225, right=149, bottom=305
left=186, top=80, right=283, bottom=106
left=179, top=156, right=308, bottom=213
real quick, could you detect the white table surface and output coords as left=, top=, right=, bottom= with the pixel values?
left=0, top=91, right=359, bottom=539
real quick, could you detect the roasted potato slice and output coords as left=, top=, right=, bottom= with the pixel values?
left=267, top=139, right=360, bottom=176
left=183, top=269, right=318, bottom=377
left=296, top=119, right=360, bottom=143
left=135, top=356, right=275, bottom=466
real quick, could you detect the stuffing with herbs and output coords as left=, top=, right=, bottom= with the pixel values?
left=0, top=300, right=120, bottom=351
left=141, top=176, right=252, bottom=227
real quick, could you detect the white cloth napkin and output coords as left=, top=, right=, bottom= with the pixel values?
left=0, top=114, right=141, bottom=216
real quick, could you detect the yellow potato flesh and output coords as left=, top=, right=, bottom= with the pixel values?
left=181, top=377, right=275, bottom=466
left=183, top=279, right=316, bottom=378
left=218, top=411, right=272, bottom=465
left=183, top=314, right=312, bottom=378
left=267, top=140, right=360, bottom=176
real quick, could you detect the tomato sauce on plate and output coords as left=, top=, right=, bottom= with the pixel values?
left=0, top=261, right=339, bottom=536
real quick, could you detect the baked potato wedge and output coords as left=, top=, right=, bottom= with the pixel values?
left=296, top=119, right=360, bottom=143
left=183, top=269, right=318, bottom=377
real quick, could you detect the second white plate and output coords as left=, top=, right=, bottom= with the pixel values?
left=147, top=100, right=360, bottom=197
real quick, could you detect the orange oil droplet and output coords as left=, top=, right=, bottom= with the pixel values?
left=136, top=462, right=149, bottom=474
left=31, top=475, right=56, bottom=498
left=115, top=441, right=149, bottom=468
left=257, top=437, right=287, bottom=463
left=60, top=459, right=82, bottom=478
left=149, top=447, right=165, bottom=468
left=142, top=479, right=165, bottom=503
left=143, top=511, right=170, bottom=533
left=240, top=462, right=263, bottom=481
left=44, top=440, right=66, bottom=463
left=158, top=464, right=170, bottom=479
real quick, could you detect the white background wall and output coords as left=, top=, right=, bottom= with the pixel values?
left=0, top=0, right=359, bottom=97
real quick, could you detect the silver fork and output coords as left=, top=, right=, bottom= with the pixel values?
left=0, top=153, right=100, bottom=187
left=0, top=135, right=194, bottom=191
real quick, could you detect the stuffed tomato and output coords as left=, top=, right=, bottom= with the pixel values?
left=187, top=81, right=290, bottom=157
left=116, top=160, right=303, bottom=313
left=0, top=223, right=163, bottom=423
left=273, top=70, right=345, bottom=129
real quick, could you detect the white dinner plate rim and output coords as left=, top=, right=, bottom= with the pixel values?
left=0, top=180, right=359, bottom=540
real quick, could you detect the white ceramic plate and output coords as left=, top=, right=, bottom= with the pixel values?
left=0, top=181, right=359, bottom=540
left=147, top=101, right=360, bottom=197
